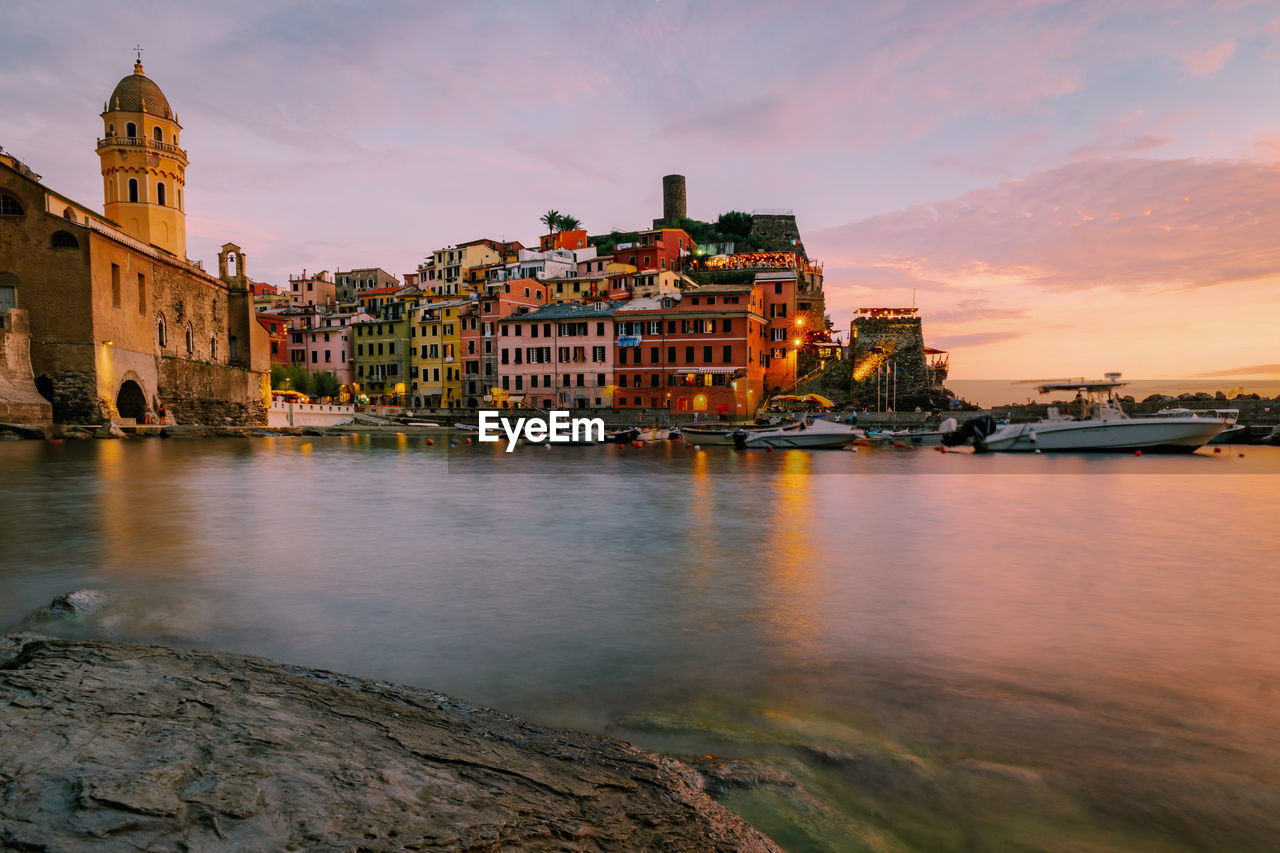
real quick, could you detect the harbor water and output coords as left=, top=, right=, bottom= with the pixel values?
left=3, top=436, right=1279, bottom=851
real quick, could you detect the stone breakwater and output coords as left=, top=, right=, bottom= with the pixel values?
left=0, top=635, right=779, bottom=852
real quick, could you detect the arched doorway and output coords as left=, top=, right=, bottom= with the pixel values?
left=115, top=380, right=147, bottom=422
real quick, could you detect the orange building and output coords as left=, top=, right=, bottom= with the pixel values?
left=256, top=311, right=289, bottom=365
left=612, top=228, right=696, bottom=273
left=610, top=284, right=767, bottom=417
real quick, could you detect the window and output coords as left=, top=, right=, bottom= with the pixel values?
left=667, top=346, right=676, bottom=363
left=128, top=179, right=138, bottom=203
left=596, top=322, right=604, bottom=336
left=110, top=263, right=121, bottom=308
left=703, top=346, right=712, bottom=362
left=723, top=345, right=732, bottom=363
left=126, top=122, right=137, bottom=138
left=185, top=323, right=194, bottom=354
left=618, top=348, right=627, bottom=365
left=0, top=192, right=24, bottom=216
left=0, top=273, right=18, bottom=311
left=597, top=373, right=606, bottom=386
left=50, top=231, right=79, bottom=249
left=157, top=314, right=167, bottom=347
left=156, top=183, right=165, bottom=206
left=593, top=346, right=605, bottom=362
left=137, top=274, right=146, bottom=314
left=722, top=319, right=733, bottom=333
left=684, top=346, right=694, bottom=363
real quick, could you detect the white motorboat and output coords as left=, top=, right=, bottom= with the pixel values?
left=734, top=417, right=862, bottom=449
left=637, top=427, right=671, bottom=442
left=970, top=376, right=1227, bottom=453
left=1151, top=408, right=1246, bottom=444
left=682, top=422, right=801, bottom=446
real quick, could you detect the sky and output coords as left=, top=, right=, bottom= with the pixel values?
left=2, top=0, right=1278, bottom=382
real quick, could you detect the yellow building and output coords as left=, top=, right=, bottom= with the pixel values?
left=423, top=239, right=522, bottom=297
left=97, top=60, right=187, bottom=259
left=411, top=298, right=466, bottom=408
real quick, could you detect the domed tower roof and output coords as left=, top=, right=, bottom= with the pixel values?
left=106, top=62, right=173, bottom=119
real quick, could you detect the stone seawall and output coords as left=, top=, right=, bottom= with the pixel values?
left=0, top=635, right=779, bottom=852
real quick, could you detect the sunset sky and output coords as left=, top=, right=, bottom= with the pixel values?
left=3, top=1, right=1277, bottom=382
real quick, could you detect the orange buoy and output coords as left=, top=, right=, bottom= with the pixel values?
left=427, top=439, right=434, bottom=445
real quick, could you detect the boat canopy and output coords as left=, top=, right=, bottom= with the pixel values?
left=1036, top=380, right=1127, bottom=395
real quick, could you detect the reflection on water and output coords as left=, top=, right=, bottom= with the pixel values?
left=3, top=438, right=1280, bottom=851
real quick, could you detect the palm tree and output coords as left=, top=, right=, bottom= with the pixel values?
left=558, top=215, right=581, bottom=232
left=540, top=210, right=562, bottom=234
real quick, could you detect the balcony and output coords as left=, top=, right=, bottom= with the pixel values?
left=96, top=136, right=188, bottom=163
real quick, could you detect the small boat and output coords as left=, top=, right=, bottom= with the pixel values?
left=603, top=427, right=640, bottom=443
left=734, top=417, right=861, bottom=449
left=452, top=422, right=479, bottom=431
left=902, top=418, right=959, bottom=447
left=683, top=421, right=802, bottom=446
left=637, top=427, right=671, bottom=442
left=962, top=376, right=1227, bottom=453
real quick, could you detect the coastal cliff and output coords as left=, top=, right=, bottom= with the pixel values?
left=0, top=635, right=779, bottom=851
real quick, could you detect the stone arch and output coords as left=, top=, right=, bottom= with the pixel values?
left=115, top=379, right=147, bottom=422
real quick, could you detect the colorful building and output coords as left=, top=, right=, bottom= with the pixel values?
left=497, top=301, right=621, bottom=409
left=256, top=311, right=289, bottom=365
left=461, top=279, right=547, bottom=407
left=411, top=298, right=466, bottom=408
left=611, top=284, right=766, bottom=417
left=286, top=269, right=337, bottom=308
left=351, top=301, right=411, bottom=401
left=611, top=228, right=695, bottom=273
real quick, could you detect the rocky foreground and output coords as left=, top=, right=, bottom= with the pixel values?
left=0, top=635, right=779, bottom=852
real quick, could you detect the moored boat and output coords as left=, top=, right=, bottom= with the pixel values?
left=683, top=421, right=801, bottom=446
left=733, top=417, right=861, bottom=449
left=966, top=376, right=1227, bottom=453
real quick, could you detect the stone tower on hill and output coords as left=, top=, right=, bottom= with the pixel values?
left=749, top=211, right=807, bottom=259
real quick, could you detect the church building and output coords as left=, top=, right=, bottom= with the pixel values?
left=0, top=58, right=269, bottom=425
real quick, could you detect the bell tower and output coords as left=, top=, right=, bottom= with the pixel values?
left=98, top=54, right=187, bottom=258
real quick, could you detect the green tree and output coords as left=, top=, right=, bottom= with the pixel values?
left=558, top=214, right=581, bottom=232
left=540, top=209, right=562, bottom=234
left=313, top=371, right=341, bottom=399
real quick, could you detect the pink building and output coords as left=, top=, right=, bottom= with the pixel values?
left=497, top=300, right=620, bottom=409
left=286, top=309, right=371, bottom=386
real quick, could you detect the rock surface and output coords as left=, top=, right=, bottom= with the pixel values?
left=26, top=588, right=111, bottom=620
left=0, top=636, right=779, bottom=852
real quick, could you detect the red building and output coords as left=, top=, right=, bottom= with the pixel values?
left=256, top=312, right=289, bottom=365
left=612, top=228, right=696, bottom=273
left=757, top=271, right=800, bottom=392
left=610, top=284, right=767, bottom=417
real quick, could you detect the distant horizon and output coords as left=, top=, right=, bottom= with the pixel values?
left=3, top=0, right=1276, bottom=381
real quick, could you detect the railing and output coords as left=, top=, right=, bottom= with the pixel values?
left=96, top=136, right=188, bottom=160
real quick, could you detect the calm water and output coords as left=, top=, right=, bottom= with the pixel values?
left=3, top=436, right=1279, bottom=851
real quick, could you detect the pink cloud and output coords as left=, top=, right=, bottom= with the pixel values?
left=809, top=156, right=1280, bottom=294
left=1182, top=39, right=1237, bottom=76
